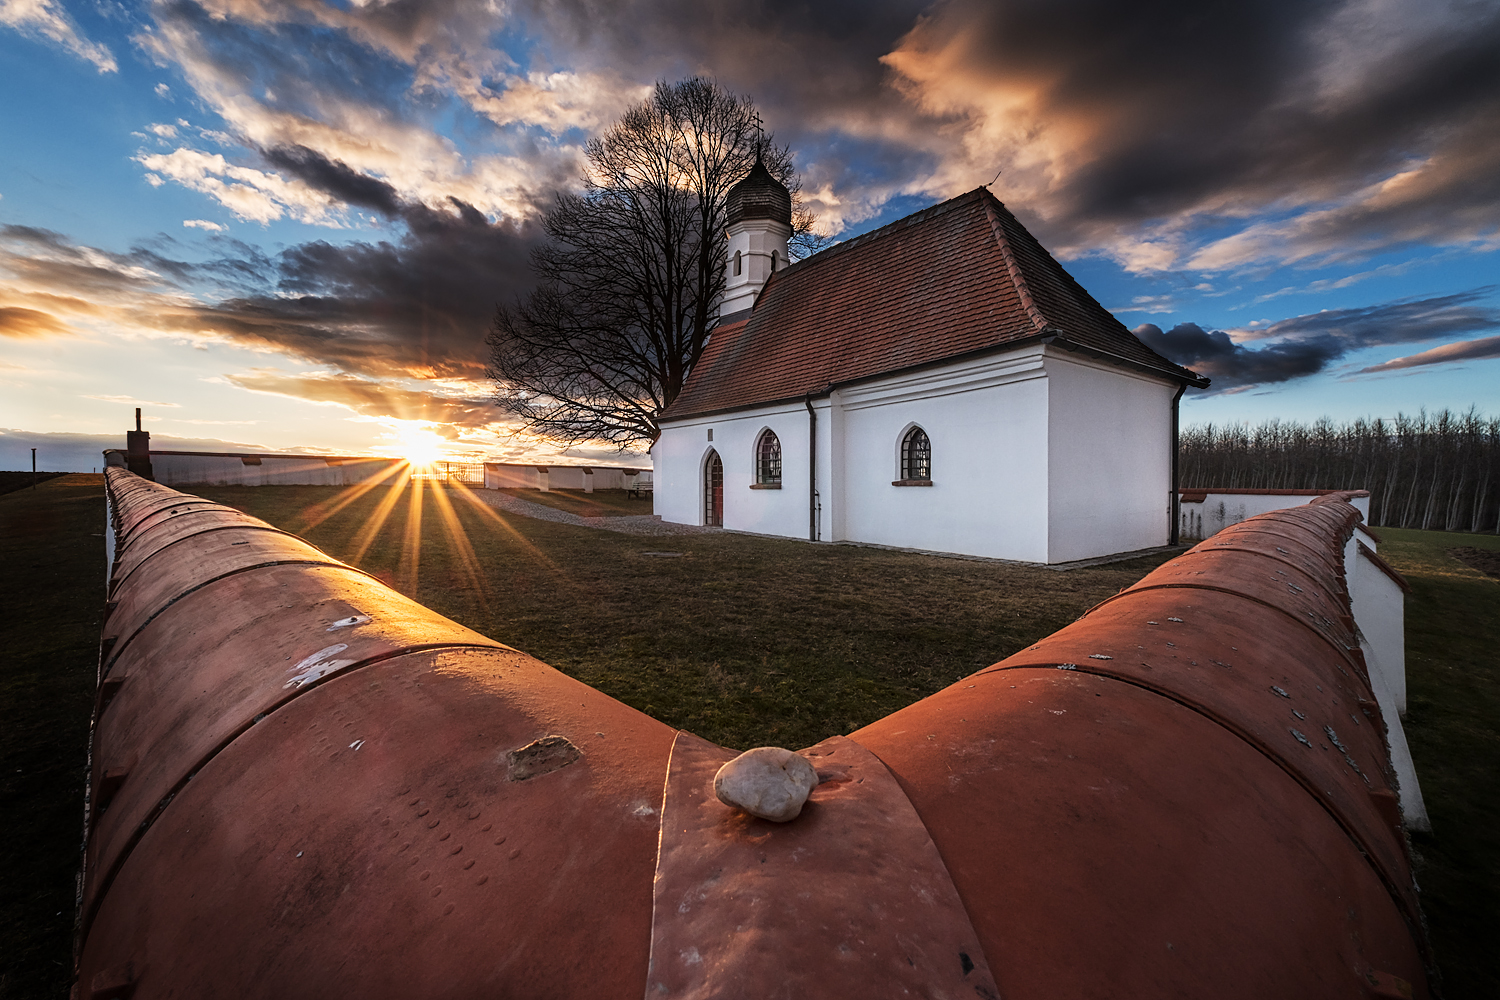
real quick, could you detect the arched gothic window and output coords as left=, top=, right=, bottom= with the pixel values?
left=771, top=250, right=780, bottom=272
left=756, top=429, right=782, bottom=485
left=704, top=450, right=723, bottom=526
left=733, top=250, right=742, bottom=276
left=901, top=426, right=931, bottom=481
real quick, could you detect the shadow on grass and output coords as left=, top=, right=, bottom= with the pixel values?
left=194, top=483, right=1170, bottom=751
left=495, top=487, right=654, bottom=518
left=1377, top=527, right=1500, bottom=999
left=0, top=475, right=104, bottom=999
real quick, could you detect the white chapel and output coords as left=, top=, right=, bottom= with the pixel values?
left=651, top=162, right=1209, bottom=564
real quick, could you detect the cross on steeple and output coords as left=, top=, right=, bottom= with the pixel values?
left=751, top=110, right=764, bottom=157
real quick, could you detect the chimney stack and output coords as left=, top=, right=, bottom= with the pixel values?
left=126, top=408, right=154, bottom=481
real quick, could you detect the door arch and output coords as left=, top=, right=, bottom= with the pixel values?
left=703, top=449, right=724, bottom=526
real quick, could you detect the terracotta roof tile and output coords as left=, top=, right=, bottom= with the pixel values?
left=663, top=189, right=1206, bottom=420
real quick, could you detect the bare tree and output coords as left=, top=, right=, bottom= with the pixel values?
left=1179, top=408, right=1500, bottom=532
left=487, top=78, right=824, bottom=448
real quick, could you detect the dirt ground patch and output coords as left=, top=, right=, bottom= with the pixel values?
left=1449, top=546, right=1500, bottom=579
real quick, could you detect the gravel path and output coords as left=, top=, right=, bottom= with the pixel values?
left=470, top=489, right=718, bottom=536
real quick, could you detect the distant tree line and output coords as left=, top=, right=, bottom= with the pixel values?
left=1180, top=409, right=1500, bottom=533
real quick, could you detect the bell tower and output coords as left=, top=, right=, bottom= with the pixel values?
left=720, top=153, right=791, bottom=317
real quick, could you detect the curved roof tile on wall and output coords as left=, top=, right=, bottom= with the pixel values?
left=80, top=473, right=1428, bottom=999
left=663, top=188, right=1208, bottom=420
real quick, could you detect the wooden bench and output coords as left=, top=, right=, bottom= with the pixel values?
left=626, top=481, right=654, bottom=499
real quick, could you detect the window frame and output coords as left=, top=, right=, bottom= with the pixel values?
left=895, top=425, right=933, bottom=485
left=753, top=428, right=782, bottom=488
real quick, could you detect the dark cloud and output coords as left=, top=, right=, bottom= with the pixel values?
left=1358, top=334, right=1500, bottom=373
left=225, top=371, right=495, bottom=434
left=875, top=0, right=1500, bottom=258
left=1136, top=289, right=1500, bottom=390
left=1240, top=289, right=1500, bottom=345
left=3, top=208, right=540, bottom=382
left=234, top=209, right=538, bottom=380
left=1136, top=322, right=1341, bottom=390
left=262, top=145, right=406, bottom=218
left=0, top=224, right=183, bottom=296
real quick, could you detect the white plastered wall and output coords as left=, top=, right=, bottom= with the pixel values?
left=484, top=464, right=543, bottom=489
left=721, top=219, right=791, bottom=316
left=1044, top=354, right=1176, bottom=563
left=653, top=401, right=811, bottom=537
left=658, top=344, right=1185, bottom=563
left=1336, top=524, right=1427, bottom=830
left=837, top=348, right=1051, bottom=562
left=150, top=454, right=405, bottom=487
left=1182, top=492, right=1371, bottom=540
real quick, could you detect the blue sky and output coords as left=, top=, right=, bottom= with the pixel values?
left=3, top=0, right=1498, bottom=471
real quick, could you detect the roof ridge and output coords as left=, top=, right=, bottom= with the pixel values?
left=772, top=188, right=989, bottom=279
left=982, top=197, right=1051, bottom=334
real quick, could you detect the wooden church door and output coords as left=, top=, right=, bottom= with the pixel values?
left=704, top=450, right=723, bottom=526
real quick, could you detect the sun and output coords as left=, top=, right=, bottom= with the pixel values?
left=395, top=424, right=446, bottom=469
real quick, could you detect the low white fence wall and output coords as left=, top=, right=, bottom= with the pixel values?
left=1179, top=489, right=1371, bottom=541
left=483, top=463, right=650, bottom=493
left=102, top=450, right=655, bottom=493
left=106, top=450, right=406, bottom=487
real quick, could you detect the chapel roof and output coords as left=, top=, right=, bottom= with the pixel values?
left=662, top=188, right=1207, bottom=421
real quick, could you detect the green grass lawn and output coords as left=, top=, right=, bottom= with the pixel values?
left=0, top=476, right=104, bottom=999
left=0, top=472, right=68, bottom=498
left=2, top=477, right=1494, bottom=997
left=193, top=482, right=1173, bottom=750
left=495, top=486, right=654, bottom=517
left=1377, top=527, right=1500, bottom=1000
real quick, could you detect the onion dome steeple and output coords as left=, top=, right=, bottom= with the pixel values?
left=720, top=153, right=793, bottom=318
left=726, top=154, right=792, bottom=229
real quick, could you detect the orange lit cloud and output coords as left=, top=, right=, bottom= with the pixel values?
left=1359, top=335, right=1500, bottom=374
left=0, top=305, right=72, bottom=337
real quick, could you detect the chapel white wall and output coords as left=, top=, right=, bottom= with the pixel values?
left=1044, top=357, right=1176, bottom=563
left=652, top=401, right=811, bottom=538
left=835, top=352, right=1051, bottom=562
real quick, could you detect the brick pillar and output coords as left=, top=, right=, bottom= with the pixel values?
left=126, top=407, right=154, bottom=481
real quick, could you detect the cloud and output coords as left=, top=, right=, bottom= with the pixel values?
left=0, top=0, right=117, bottom=72
left=136, top=147, right=342, bottom=225
left=0, top=426, right=326, bottom=473
left=875, top=0, right=1500, bottom=267
left=0, top=305, right=71, bottom=337
left=132, top=0, right=581, bottom=229
left=108, top=0, right=1500, bottom=276
left=81, top=394, right=182, bottom=407
left=183, top=219, right=225, bottom=232
left=225, top=369, right=495, bottom=430
left=1358, top=335, right=1500, bottom=373
left=1228, top=289, right=1500, bottom=345
left=1, top=200, right=542, bottom=383
left=1136, top=289, right=1500, bottom=391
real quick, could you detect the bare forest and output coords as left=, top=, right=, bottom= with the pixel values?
left=1180, top=408, right=1500, bottom=533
